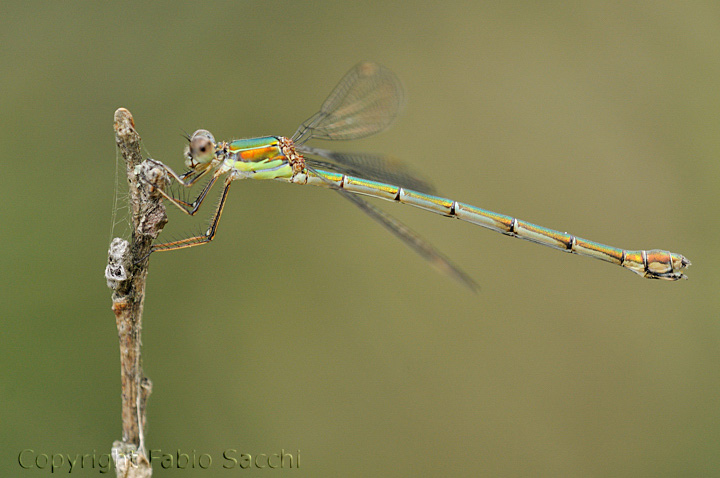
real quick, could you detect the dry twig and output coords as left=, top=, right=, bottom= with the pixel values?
left=106, top=108, right=167, bottom=478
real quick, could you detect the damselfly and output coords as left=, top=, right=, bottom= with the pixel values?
left=144, top=62, right=690, bottom=290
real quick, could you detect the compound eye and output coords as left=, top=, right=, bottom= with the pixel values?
left=189, top=129, right=216, bottom=164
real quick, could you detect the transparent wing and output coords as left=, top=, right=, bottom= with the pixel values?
left=292, top=62, right=404, bottom=144
left=300, top=145, right=436, bottom=195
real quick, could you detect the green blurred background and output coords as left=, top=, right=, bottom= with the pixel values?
left=2, top=1, right=718, bottom=476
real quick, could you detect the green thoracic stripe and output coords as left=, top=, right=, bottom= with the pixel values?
left=228, top=136, right=279, bottom=151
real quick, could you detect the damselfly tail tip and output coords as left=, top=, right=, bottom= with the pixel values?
left=676, top=253, right=691, bottom=280
left=643, top=250, right=691, bottom=281
left=680, top=255, right=691, bottom=280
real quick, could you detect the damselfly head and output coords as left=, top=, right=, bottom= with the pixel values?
left=184, top=129, right=216, bottom=169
